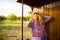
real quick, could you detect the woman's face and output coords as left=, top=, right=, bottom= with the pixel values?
left=33, top=14, right=39, bottom=22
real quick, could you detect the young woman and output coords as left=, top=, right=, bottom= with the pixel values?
left=26, top=12, right=51, bottom=40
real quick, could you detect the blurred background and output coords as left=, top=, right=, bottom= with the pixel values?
left=0, top=0, right=60, bottom=40
left=0, top=0, right=32, bottom=40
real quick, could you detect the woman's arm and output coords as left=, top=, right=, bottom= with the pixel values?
left=43, top=15, right=51, bottom=23
left=26, top=20, right=34, bottom=28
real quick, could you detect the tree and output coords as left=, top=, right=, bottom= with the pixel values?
left=28, top=11, right=32, bottom=16
left=7, top=13, right=17, bottom=21
left=27, top=11, right=32, bottom=20
left=19, top=16, right=29, bottom=21
left=0, top=15, right=6, bottom=22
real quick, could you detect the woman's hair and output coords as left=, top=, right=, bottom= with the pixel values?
left=31, top=12, right=44, bottom=25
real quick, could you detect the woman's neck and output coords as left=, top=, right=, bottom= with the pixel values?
left=34, top=21, right=41, bottom=26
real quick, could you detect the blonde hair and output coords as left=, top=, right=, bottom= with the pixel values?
left=31, top=12, right=44, bottom=25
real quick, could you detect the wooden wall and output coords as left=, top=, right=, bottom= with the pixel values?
left=33, top=4, right=60, bottom=40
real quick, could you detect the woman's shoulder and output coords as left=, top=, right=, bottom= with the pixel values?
left=28, top=19, right=34, bottom=23
left=26, top=20, right=34, bottom=28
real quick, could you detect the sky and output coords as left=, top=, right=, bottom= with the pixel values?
left=0, top=0, right=32, bottom=17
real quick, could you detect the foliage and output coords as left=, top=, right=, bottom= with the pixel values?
left=17, top=17, right=20, bottom=20
left=7, top=13, right=18, bottom=21
left=19, top=16, right=30, bottom=21
left=0, top=15, right=6, bottom=22
left=27, top=11, right=32, bottom=20
left=28, top=11, right=32, bottom=15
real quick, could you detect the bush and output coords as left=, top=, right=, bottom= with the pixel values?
left=0, top=15, right=6, bottom=22
left=19, top=16, right=30, bottom=21
left=7, top=13, right=18, bottom=21
left=17, top=17, right=20, bottom=20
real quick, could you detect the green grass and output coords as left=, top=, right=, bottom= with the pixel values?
left=0, top=20, right=31, bottom=40
left=0, top=20, right=21, bottom=30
